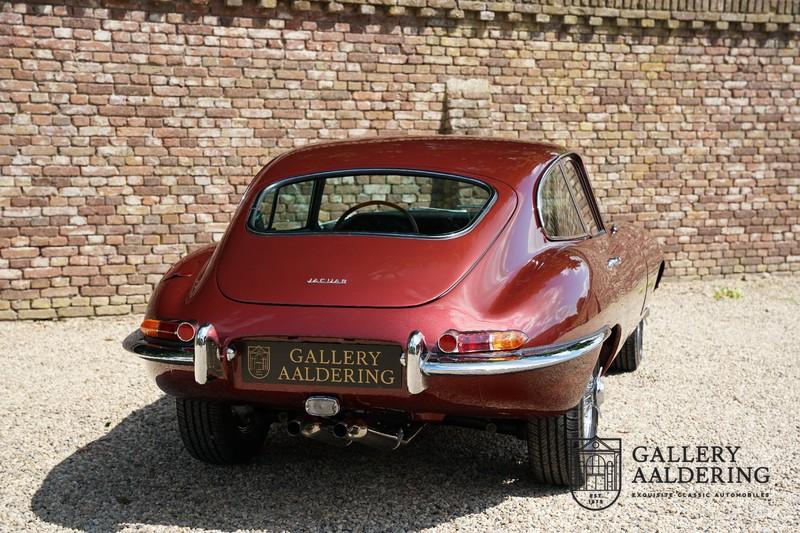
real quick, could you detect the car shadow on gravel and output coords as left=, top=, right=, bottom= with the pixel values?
left=32, top=397, right=566, bottom=532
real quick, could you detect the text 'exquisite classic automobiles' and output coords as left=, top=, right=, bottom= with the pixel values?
left=123, top=136, right=663, bottom=485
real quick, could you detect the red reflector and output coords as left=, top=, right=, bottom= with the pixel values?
left=437, top=332, right=458, bottom=353
left=176, top=322, right=196, bottom=342
left=140, top=319, right=194, bottom=342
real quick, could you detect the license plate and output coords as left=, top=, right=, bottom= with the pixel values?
left=241, top=341, right=403, bottom=389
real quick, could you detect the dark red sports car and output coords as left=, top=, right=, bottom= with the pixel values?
left=123, top=137, right=663, bottom=485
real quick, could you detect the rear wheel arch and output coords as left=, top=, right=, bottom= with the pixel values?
left=609, top=320, right=643, bottom=372
left=598, top=324, right=622, bottom=372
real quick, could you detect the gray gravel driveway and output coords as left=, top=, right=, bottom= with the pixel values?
left=1, top=277, right=799, bottom=531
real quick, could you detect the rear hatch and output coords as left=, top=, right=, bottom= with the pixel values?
left=216, top=184, right=517, bottom=308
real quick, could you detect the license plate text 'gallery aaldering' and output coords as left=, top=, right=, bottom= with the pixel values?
left=242, top=341, right=403, bottom=389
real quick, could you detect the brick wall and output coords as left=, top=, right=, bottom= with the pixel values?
left=1, top=0, right=799, bottom=320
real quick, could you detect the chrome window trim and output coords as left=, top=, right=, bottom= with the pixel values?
left=559, top=157, right=604, bottom=237
left=558, top=160, right=590, bottom=235
left=245, top=168, right=498, bottom=241
left=535, top=153, right=590, bottom=242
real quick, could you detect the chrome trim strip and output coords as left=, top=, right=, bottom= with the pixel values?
left=535, top=152, right=604, bottom=242
left=420, top=327, right=610, bottom=377
left=194, top=324, right=217, bottom=385
left=244, top=168, right=498, bottom=242
left=135, top=352, right=194, bottom=365
left=122, top=330, right=193, bottom=365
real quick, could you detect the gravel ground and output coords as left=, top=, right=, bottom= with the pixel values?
left=1, top=276, right=799, bottom=532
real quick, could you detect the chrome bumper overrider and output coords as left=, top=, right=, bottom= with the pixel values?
left=193, top=324, right=217, bottom=386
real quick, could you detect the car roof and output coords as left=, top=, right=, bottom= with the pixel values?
left=256, top=136, right=566, bottom=188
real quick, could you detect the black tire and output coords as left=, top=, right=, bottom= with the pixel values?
left=526, top=370, right=599, bottom=486
left=176, top=398, right=269, bottom=464
left=610, top=320, right=643, bottom=373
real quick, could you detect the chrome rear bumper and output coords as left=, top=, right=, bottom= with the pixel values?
left=125, top=325, right=609, bottom=390
left=122, top=330, right=193, bottom=365
left=405, top=327, right=609, bottom=393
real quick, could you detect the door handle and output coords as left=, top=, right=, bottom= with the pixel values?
left=607, top=256, right=622, bottom=268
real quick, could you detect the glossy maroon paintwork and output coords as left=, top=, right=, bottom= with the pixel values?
left=218, top=189, right=516, bottom=308
left=142, top=137, right=664, bottom=420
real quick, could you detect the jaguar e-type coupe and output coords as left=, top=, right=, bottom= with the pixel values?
left=123, top=137, right=663, bottom=485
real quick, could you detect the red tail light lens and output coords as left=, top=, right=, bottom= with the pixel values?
left=140, top=319, right=196, bottom=342
left=437, top=330, right=528, bottom=354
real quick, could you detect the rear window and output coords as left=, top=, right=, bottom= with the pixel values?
left=248, top=172, right=493, bottom=237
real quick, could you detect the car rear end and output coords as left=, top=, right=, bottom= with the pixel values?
left=122, top=142, right=611, bottom=481
left=129, top=169, right=596, bottom=405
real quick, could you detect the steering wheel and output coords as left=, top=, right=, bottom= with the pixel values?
left=333, top=200, right=420, bottom=234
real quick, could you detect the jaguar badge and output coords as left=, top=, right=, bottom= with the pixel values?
left=307, top=278, right=348, bottom=285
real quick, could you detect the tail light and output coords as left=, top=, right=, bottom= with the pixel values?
left=437, top=330, right=528, bottom=354
left=140, top=319, right=196, bottom=342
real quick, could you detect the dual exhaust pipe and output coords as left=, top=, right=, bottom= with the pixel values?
left=287, top=419, right=404, bottom=451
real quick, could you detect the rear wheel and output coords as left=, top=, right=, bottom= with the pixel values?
left=176, top=398, right=270, bottom=464
left=526, top=369, right=601, bottom=485
left=610, top=320, right=643, bottom=372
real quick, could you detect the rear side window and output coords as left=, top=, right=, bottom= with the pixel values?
left=560, top=160, right=599, bottom=235
left=538, top=166, right=587, bottom=240
left=249, top=173, right=493, bottom=237
left=256, top=180, right=314, bottom=231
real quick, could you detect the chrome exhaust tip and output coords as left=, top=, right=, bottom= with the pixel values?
left=300, top=422, right=323, bottom=438
left=332, top=422, right=350, bottom=440
left=294, top=418, right=407, bottom=450
left=334, top=422, right=403, bottom=451
left=333, top=422, right=369, bottom=440
left=287, top=419, right=303, bottom=436
left=297, top=421, right=350, bottom=447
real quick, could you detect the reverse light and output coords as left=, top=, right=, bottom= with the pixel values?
left=140, top=319, right=196, bottom=342
left=437, top=330, right=528, bottom=354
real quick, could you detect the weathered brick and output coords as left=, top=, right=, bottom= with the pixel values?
left=0, top=0, right=798, bottom=320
